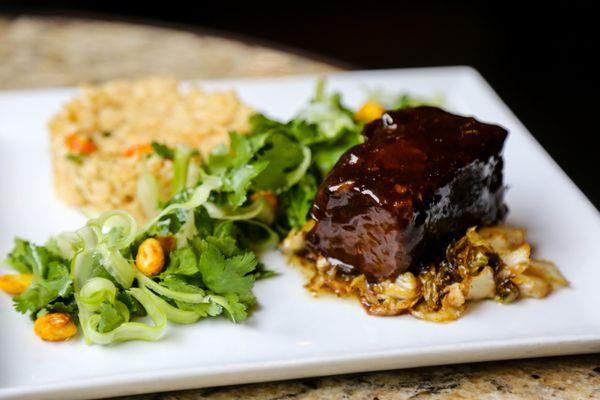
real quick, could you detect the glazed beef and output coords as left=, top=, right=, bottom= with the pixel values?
left=305, top=106, right=508, bottom=280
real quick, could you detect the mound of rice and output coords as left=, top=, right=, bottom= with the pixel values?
left=49, top=77, right=253, bottom=221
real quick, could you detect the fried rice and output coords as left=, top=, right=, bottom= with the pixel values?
left=49, top=77, right=253, bottom=221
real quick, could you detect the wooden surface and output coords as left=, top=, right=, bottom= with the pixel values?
left=1, top=15, right=599, bottom=400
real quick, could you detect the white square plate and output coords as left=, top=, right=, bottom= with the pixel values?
left=1, top=67, right=599, bottom=400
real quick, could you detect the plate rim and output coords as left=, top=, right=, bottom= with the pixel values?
left=2, top=334, right=598, bottom=400
left=1, top=65, right=599, bottom=400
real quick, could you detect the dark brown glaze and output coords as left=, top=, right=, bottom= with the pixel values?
left=305, top=106, right=508, bottom=281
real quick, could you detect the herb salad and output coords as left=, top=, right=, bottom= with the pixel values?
left=1, top=81, right=429, bottom=344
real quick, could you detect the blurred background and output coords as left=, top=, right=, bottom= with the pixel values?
left=1, top=1, right=597, bottom=208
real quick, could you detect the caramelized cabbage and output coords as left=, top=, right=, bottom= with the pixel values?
left=286, top=225, right=568, bottom=322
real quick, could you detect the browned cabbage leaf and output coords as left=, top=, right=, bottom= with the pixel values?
left=283, top=225, right=568, bottom=322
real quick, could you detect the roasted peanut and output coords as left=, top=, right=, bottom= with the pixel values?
left=34, top=313, right=78, bottom=342
left=136, top=238, right=165, bottom=276
left=0, top=273, right=33, bottom=295
left=354, top=100, right=385, bottom=123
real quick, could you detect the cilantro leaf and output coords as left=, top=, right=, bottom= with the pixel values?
left=14, top=282, right=59, bottom=314
left=5, top=239, right=74, bottom=315
left=116, top=290, right=147, bottom=318
left=197, top=243, right=257, bottom=302
left=311, top=126, right=362, bottom=176
left=203, top=131, right=270, bottom=208
left=190, top=221, right=241, bottom=258
left=292, top=79, right=356, bottom=145
left=248, top=113, right=285, bottom=133
left=205, top=236, right=239, bottom=258
left=229, top=131, right=269, bottom=169
left=366, top=89, right=443, bottom=110
left=209, top=293, right=253, bottom=322
left=194, top=207, right=215, bottom=237
left=97, top=302, right=126, bottom=333
left=163, top=246, right=198, bottom=276
left=14, top=262, right=72, bottom=314
left=174, top=299, right=222, bottom=317
left=5, top=238, right=59, bottom=275
left=160, top=274, right=205, bottom=295
left=224, top=161, right=269, bottom=207
left=276, top=173, right=318, bottom=232
left=35, top=299, right=78, bottom=322
left=251, top=132, right=306, bottom=192
left=205, top=131, right=267, bottom=175
left=253, top=262, right=276, bottom=280
left=212, top=220, right=239, bottom=241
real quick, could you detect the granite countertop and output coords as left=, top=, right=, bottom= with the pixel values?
left=1, top=15, right=599, bottom=400
left=0, top=15, right=336, bottom=88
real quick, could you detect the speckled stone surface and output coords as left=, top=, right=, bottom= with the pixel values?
left=118, top=355, right=600, bottom=399
left=1, top=15, right=598, bottom=400
left=0, top=16, right=337, bottom=89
